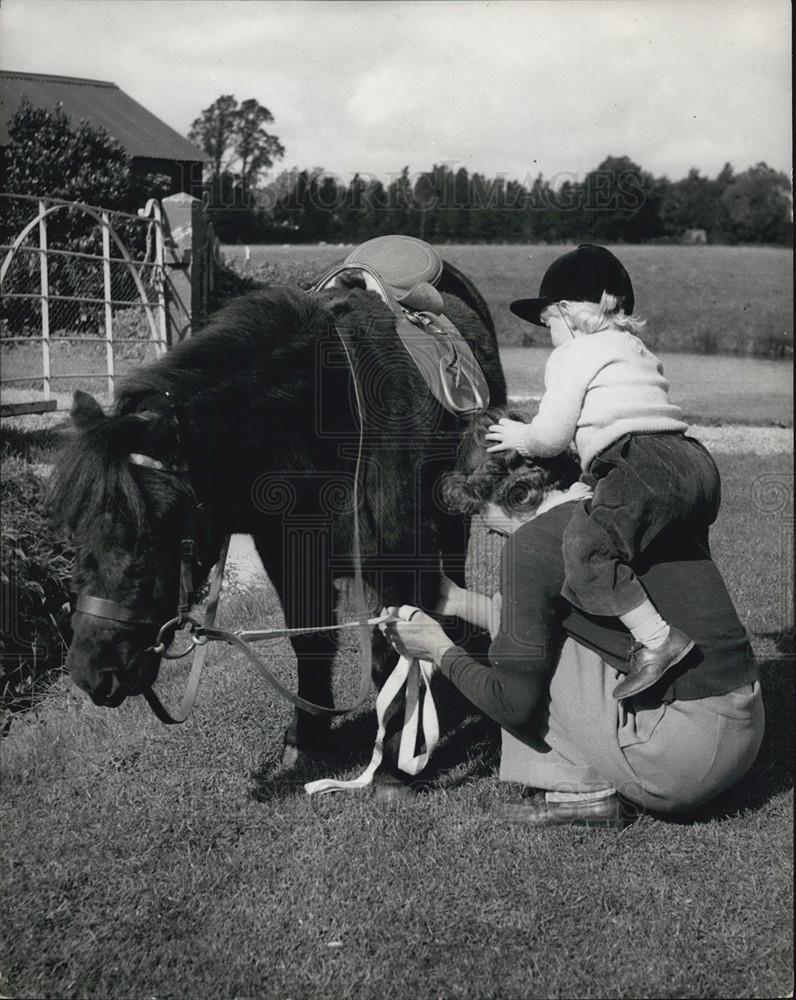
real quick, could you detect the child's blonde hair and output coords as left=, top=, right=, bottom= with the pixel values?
left=542, top=292, right=646, bottom=336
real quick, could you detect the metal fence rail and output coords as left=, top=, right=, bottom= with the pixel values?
left=1, top=192, right=169, bottom=415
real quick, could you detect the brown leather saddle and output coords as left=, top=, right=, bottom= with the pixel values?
left=312, top=236, right=490, bottom=416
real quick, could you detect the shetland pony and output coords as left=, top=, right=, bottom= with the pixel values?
left=49, top=275, right=506, bottom=780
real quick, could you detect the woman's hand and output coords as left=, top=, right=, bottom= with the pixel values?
left=434, top=573, right=464, bottom=618
left=379, top=605, right=454, bottom=666
left=485, top=417, right=529, bottom=454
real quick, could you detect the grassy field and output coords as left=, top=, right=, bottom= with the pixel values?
left=1, top=449, right=793, bottom=1000
left=221, top=242, right=794, bottom=357
left=0, top=339, right=157, bottom=408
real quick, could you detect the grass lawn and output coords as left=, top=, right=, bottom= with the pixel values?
left=222, top=242, right=794, bottom=357
left=1, top=450, right=792, bottom=1000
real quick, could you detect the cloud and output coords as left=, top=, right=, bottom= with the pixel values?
left=0, top=0, right=790, bottom=183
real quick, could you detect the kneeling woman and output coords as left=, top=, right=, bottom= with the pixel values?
left=384, top=410, right=763, bottom=827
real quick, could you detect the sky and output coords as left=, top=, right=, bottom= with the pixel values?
left=0, top=0, right=791, bottom=187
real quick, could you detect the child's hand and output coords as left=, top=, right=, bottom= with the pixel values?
left=485, top=418, right=529, bottom=453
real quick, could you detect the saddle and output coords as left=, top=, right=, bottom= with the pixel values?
left=312, top=236, right=490, bottom=416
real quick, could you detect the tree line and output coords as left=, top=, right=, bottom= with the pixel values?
left=187, top=97, right=791, bottom=247
left=207, top=157, right=792, bottom=247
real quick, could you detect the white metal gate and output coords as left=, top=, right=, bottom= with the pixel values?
left=0, top=193, right=169, bottom=416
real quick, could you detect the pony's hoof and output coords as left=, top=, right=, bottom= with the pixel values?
left=373, top=771, right=415, bottom=803
left=281, top=744, right=301, bottom=769
left=280, top=743, right=328, bottom=771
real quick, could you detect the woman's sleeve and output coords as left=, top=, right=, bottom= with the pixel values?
left=438, top=525, right=566, bottom=728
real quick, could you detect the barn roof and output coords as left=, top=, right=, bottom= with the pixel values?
left=0, top=70, right=205, bottom=163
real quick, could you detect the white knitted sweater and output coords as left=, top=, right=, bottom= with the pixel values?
left=518, top=330, right=688, bottom=472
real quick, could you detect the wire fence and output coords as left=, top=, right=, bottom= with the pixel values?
left=1, top=193, right=169, bottom=415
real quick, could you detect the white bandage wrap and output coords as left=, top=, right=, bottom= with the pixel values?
left=305, top=604, right=440, bottom=796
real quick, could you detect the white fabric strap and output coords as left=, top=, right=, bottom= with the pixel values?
left=397, top=656, right=438, bottom=774
left=304, top=653, right=439, bottom=797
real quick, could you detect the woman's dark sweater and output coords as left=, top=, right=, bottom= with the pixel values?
left=439, top=501, right=757, bottom=729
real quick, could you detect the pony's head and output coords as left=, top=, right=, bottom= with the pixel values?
left=48, top=390, right=208, bottom=707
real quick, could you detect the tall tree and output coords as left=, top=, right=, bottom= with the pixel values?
left=234, top=98, right=286, bottom=191
left=188, top=94, right=238, bottom=185
left=359, top=177, right=389, bottom=238
left=659, top=168, right=716, bottom=238
left=189, top=95, right=285, bottom=201
left=720, top=163, right=792, bottom=245
left=384, top=166, right=415, bottom=235
left=581, top=156, right=663, bottom=242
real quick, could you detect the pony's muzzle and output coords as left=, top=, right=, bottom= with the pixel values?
left=66, top=618, right=158, bottom=706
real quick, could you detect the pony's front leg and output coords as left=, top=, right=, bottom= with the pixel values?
left=252, top=531, right=336, bottom=767
left=282, top=630, right=337, bottom=767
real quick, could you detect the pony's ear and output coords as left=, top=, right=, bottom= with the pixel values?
left=111, top=409, right=180, bottom=464
left=71, top=390, right=105, bottom=428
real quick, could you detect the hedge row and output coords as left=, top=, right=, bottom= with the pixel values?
left=1, top=440, right=73, bottom=727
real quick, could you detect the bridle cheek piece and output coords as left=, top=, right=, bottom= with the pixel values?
left=74, top=457, right=210, bottom=661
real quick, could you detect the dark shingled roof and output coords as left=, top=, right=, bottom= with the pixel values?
left=0, top=70, right=205, bottom=162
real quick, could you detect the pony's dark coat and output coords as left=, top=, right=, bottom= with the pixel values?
left=50, top=279, right=506, bottom=764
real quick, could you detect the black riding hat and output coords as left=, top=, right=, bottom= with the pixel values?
left=510, top=244, right=635, bottom=327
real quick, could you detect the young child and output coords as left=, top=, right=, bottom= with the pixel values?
left=486, top=244, right=721, bottom=699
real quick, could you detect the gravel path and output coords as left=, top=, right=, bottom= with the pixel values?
left=687, top=425, right=792, bottom=455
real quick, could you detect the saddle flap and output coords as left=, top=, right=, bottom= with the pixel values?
left=394, top=312, right=490, bottom=415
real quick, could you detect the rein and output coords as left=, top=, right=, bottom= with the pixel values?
left=139, top=536, right=392, bottom=725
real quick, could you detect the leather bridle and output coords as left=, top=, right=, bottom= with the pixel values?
left=74, top=462, right=211, bottom=653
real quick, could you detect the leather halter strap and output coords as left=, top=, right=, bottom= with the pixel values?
left=74, top=595, right=158, bottom=626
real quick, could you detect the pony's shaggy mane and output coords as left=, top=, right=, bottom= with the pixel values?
left=47, top=421, right=149, bottom=536
left=48, top=286, right=331, bottom=538
left=115, top=285, right=329, bottom=414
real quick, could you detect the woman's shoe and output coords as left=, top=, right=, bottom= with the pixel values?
left=498, top=792, right=636, bottom=828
